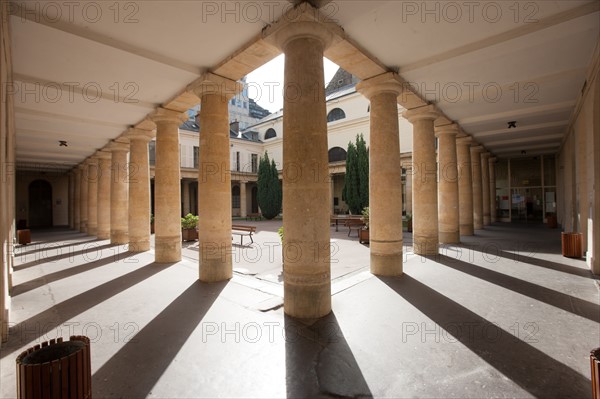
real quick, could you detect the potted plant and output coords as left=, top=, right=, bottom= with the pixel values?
left=406, top=213, right=413, bottom=233
left=359, top=207, right=369, bottom=244
left=181, top=213, right=199, bottom=241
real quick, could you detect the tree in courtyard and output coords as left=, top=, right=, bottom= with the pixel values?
left=257, top=152, right=282, bottom=219
left=343, top=134, right=369, bottom=214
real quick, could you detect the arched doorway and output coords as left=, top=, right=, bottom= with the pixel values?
left=29, top=179, right=53, bottom=228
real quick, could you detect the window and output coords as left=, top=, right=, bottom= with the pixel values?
left=149, top=141, right=156, bottom=166
left=193, top=146, right=199, bottom=168
left=265, top=128, right=277, bottom=140
left=327, top=108, right=346, bottom=122
left=235, top=151, right=240, bottom=172
left=232, top=185, right=240, bottom=208
left=251, top=154, right=258, bottom=173
left=328, top=147, right=347, bottom=163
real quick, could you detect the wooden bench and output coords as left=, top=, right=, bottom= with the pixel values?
left=246, top=213, right=262, bottom=221
left=232, top=225, right=257, bottom=245
left=345, top=219, right=365, bottom=237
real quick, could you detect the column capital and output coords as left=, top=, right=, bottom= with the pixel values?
left=481, top=152, right=492, bottom=160
left=456, top=135, right=474, bottom=146
left=95, top=149, right=112, bottom=160
left=87, top=156, right=98, bottom=165
left=356, top=72, right=405, bottom=100
left=267, top=20, right=336, bottom=51
left=489, top=157, right=497, bottom=164
left=149, top=107, right=188, bottom=125
left=470, top=145, right=485, bottom=154
left=187, top=72, right=243, bottom=100
left=107, top=139, right=130, bottom=153
left=126, top=127, right=155, bottom=142
left=402, top=104, right=440, bottom=123
left=435, top=123, right=460, bottom=137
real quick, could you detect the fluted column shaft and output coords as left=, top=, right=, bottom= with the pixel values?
left=150, top=108, right=186, bottom=262
left=489, top=157, right=497, bottom=223
left=87, top=157, right=99, bottom=236
left=456, top=138, right=474, bottom=236
left=481, top=152, right=491, bottom=226
left=404, top=105, right=440, bottom=255
left=357, top=73, right=404, bottom=275
left=96, top=151, right=112, bottom=239
left=127, top=128, right=154, bottom=252
left=79, top=163, right=88, bottom=233
left=193, top=75, right=239, bottom=282
left=110, top=142, right=129, bottom=244
left=273, top=22, right=332, bottom=318
left=436, top=124, right=460, bottom=244
left=471, top=146, right=484, bottom=230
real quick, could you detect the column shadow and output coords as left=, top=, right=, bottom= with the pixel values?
left=378, top=275, right=590, bottom=398
left=435, top=254, right=600, bottom=323
left=11, top=251, right=139, bottom=296
left=92, top=280, right=227, bottom=398
left=13, top=238, right=100, bottom=257
left=0, top=262, right=175, bottom=358
left=285, top=313, right=373, bottom=398
left=13, top=242, right=120, bottom=271
left=495, top=248, right=595, bottom=279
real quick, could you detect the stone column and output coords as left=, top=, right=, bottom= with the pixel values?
left=481, top=152, right=491, bottom=226
left=68, top=171, right=75, bottom=229
left=87, top=157, right=99, bottom=236
left=182, top=180, right=191, bottom=215
left=240, top=181, right=247, bottom=218
left=404, top=165, right=413, bottom=215
left=489, top=157, right=497, bottom=223
left=109, top=140, right=130, bottom=244
left=126, top=128, right=154, bottom=252
left=357, top=72, right=405, bottom=275
left=403, top=105, right=440, bottom=255
left=149, top=108, right=187, bottom=263
left=96, top=150, right=112, bottom=239
left=272, top=22, right=333, bottom=318
left=191, top=74, right=240, bottom=282
left=471, top=145, right=484, bottom=230
left=435, top=124, right=460, bottom=244
left=73, top=168, right=81, bottom=230
left=456, top=137, right=474, bottom=236
left=79, top=163, right=88, bottom=233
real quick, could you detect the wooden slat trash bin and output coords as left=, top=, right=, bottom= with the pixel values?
left=592, top=348, right=600, bottom=399
left=561, top=232, right=583, bottom=258
left=16, top=336, right=92, bottom=399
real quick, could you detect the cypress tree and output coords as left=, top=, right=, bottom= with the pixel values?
left=257, top=152, right=282, bottom=219
left=356, top=134, right=369, bottom=209
left=343, top=141, right=361, bottom=214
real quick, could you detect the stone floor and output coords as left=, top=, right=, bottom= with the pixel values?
left=1, top=222, right=598, bottom=398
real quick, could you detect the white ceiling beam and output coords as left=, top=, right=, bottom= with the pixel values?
left=472, top=120, right=569, bottom=138
left=458, top=100, right=575, bottom=126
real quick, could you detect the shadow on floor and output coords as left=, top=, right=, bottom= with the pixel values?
left=11, top=251, right=139, bottom=297
left=379, top=274, right=590, bottom=398
left=435, top=254, right=600, bottom=323
left=285, top=313, right=373, bottom=398
left=13, top=237, right=100, bottom=257
left=1, top=262, right=176, bottom=357
left=92, top=280, right=227, bottom=398
left=13, top=242, right=120, bottom=271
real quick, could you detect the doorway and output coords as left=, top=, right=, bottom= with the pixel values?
left=29, top=179, right=53, bottom=228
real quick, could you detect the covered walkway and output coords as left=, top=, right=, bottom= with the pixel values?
left=1, top=223, right=597, bottom=397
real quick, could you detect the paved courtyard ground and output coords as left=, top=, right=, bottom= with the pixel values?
left=1, top=222, right=598, bottom=398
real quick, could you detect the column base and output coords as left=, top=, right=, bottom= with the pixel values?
left=474, top=222, right=483, bottom=230
left=439, top=231, right=460, bottom=244
left=128, top=240, right=150, bottom=252
left=155, top=235, right=181, bottom=263
left=459, top=224, right=474, bottom=236
left=414, top=236, right=439, bottom=256
left=79, top=222, right=87, bottom=234
left=483, top=216, right=491, bottom=225
left=200, top=256, right=233, bottom=282
left=88, top=226, right=97, bottom=236
left=284, top=272, right=331, bottom=319
left=97, top=229, right=110, bottom=240
left=110, top=230, right=128, bottom=245
left=370, top=252, right=403, bottom=276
